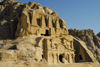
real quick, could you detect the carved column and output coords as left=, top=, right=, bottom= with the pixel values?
left=68, top=54, right=70, bottom=63
left=53, top=53, right=56, bottom=64
left=31, top=10, right=37, bottom=26
left=62, top=19, right=68, bottom=35
left=31, top=10, right=40, bottom=34
left=46, top=39, right=51, bottom=49
left=40, top=16, right=46, bottom=34
left=70, top=41, right=74, bottom=50
left=69, top=53, right=73, bottom=63
left=66, top=54, right=69, bottom=63
left=72, top=54, right=75, bottom=63
left=41, top=16, right=46, bottom=27
left=47, top=16, right=52, bottom=28
left=55, top=18, right=61, bottom=36
left=55, top=18, right=60, bottom=28
left=47, top=16, right=55, bottom=36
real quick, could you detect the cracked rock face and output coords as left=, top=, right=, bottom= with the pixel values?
left=69, top=29, right=100, bottom=62
left=0, top=0, right=68, bottom=39
left=0, top=0, right=99, bottom=67
left=0, top=0, right=69, bottom=63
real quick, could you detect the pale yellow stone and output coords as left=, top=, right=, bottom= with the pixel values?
left=0, top=0, right=99, bottom=67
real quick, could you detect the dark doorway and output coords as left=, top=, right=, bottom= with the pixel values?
left=59, top=54, right=63, bottom=63
left=45, top=30, right=49, bottom=36
left=42, top=55, right=44, bottom=58
left=79, top=55, right=83, bottom=60
left=73, top=39, right=93, bottom=62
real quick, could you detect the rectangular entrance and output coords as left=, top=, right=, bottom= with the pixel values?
left=41, top=30, right=49, bottom=36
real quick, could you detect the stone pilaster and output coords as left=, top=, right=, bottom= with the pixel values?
left=47, top=16, right=52, bottom=28
left=31, top=10, right=37, bottom=26
left=41, top=16, right=46, bottom=28
left=55, top=18, right=61, bottom=36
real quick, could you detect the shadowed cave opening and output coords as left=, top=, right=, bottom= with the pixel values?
left=42, top=55, right=44, bottom=58
left=73, top=39, right=92, bottom=62
left=45, top=30, right=49, bottom=36
left=8, top=45, right=17, bottom=50
left=41, top=30, right=49, bottom=36
left=59, top=54, right=63, bottom=63
left=79, top=55, right=83, bottom=60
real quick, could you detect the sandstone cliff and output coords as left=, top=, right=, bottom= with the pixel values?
left=0, top=0, right=71, bottom=65
left=69, top=29, right=100, bottom=62
left=0, top=0, right=99, bottom=67
left=0, top=0, right=68, bottom=39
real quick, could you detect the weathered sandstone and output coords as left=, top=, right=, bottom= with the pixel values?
left=0, top=0, right=99, bottom=67
left=69, top=29, right=100, bottom=63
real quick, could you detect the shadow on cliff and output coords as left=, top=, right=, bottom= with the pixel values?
left=0, top=1, right=24, bottom=40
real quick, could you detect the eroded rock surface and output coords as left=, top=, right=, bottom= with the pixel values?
left=0, top=0, right=99, bottom=67
left=69, top=29, right=100, bottom=62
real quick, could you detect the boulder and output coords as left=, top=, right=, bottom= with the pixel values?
left=43, top=7, right=53, bottom=14
left=51, top=12, right=58, bottom=16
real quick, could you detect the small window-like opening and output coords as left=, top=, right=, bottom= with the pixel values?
left=59, top=54, right=63, bottom=63
left=41, top=30, right=49, bottom=36
left=45, top=30, right=49, bottom=36
left=35, top=58, right=37, bottom=61
left=37, top=19, right=41, bottom=27
left=42, top=55, right=44, bottom=58
left=59, top=19, right=63, bottom=28
left=8, top=45, right=17, bottom=50
left=79, top=55, right=83, bottom=60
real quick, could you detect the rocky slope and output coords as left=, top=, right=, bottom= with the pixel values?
left=0, top=0, right=61, bottom=62
left=0, top=0, right=70, bottom=66
left=69, top=29, right=100, bottom=62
